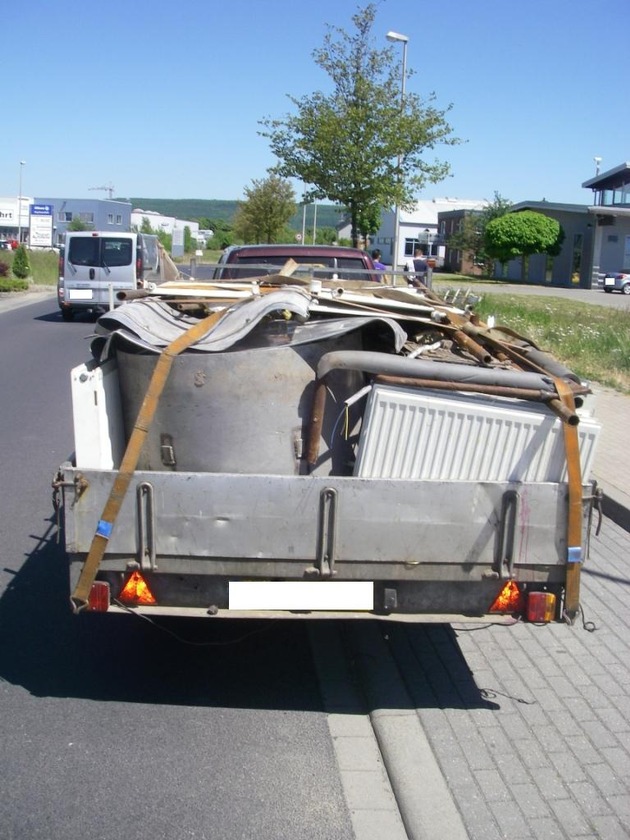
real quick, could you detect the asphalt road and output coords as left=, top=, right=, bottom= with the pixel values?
left=0, top=298, right=355, bottom=840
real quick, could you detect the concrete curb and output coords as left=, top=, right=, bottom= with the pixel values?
left=347, top=623, right=469, bottom=840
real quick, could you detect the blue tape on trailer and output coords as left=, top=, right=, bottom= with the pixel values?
left=567, top=546, right=582, bottom=563
left=96, top=520, right=113, bottom=539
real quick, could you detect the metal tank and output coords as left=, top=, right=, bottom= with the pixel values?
left=114, top=326, right=365, bottom=476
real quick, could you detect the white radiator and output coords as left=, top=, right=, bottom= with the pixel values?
left=354, top=384, right=600, bottom=482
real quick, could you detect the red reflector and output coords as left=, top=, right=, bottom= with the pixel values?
left=118, top=571, right=157, bottom=606
left=489, top=580, right=525, bottom=614
left=527, top=591, right=556, bottom=623
left=88, top=581, right=110, bottom=612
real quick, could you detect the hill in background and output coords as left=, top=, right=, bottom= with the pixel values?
left=125, top=198, right=347, bottom=231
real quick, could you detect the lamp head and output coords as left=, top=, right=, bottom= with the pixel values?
left=386, top=31, right=409, bottom=43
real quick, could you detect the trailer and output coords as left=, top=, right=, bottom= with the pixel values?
left=54, top=266, right=601, bottom=624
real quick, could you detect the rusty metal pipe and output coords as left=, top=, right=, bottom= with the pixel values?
left=306, top=379, right=329, bottom=467
left=374, top=375, right=580, bottom=425
left=450, top=329, right=493, bottom=365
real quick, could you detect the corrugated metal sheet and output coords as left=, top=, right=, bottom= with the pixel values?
left=354, top=385, right=600, bottom=482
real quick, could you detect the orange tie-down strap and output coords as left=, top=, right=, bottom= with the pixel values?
left=554, top=378, right=584, bottom=622
left=70, top=306, right=230, bottom=612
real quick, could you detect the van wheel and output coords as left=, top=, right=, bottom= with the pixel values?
left=61, top=308, right=75, bottom=321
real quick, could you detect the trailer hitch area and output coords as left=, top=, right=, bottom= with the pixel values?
left=304, top=487, right=338, bottom=579
left=492, top=489, right=519, bottom=579
left=584, top=480, right=604, bottom=539
left=52, top=471, right=89, bottom=509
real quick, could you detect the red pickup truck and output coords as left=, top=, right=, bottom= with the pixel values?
left=213, top=243, right=379, bottom=281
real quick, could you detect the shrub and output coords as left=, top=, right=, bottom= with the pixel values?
left=0, top=277, right=29, bottom=292
left=11, top=245, right=31, bottom=279
left=0, top=261, right=9, bottom=278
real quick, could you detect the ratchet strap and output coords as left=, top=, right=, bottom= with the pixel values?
left=70, top=306, right=231, bottom=612
left=554, top=378, right=583, bottom=622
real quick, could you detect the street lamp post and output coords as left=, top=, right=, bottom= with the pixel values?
left=386, top=30, right=408, bottom=284
left=18, top=160, right=26, bottom=244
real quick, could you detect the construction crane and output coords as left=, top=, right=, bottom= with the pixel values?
left=89, top=183, right=116, bottom=199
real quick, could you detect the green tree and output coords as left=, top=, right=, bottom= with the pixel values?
left=259, top=4, right=460, bottom=248
left=233, top=174, right=297, bottom=243
left=11, top=244, right=31, bottom=279
left=315, top=226, right=337, bottom=245
left=140, top=216, right=154, bottom=234
left=68, top=217, right=90, bottom=231
left=485, top=211, right=562, bottom=280
left=447, top=192, right=512, bottom=275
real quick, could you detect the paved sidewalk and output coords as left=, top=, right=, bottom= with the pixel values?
left=589, top=385, right=630, bottom=530
left=380, top=382, right=630, bottom=840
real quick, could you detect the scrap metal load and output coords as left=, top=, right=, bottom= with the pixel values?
left=61, top=265, right=601, bottom=623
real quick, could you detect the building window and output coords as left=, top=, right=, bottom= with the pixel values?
left=404, top=233, right=434, bottom=258
left=107, top=214, right=114, bottom=224
left=58, top=211, right=73, bottom=222
left=572, top=233, right=583, bottom=274
left=79, top=212, right=94, bottom=223
left=116, top=214, right=122, bottom=225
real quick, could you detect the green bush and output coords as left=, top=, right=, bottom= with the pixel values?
left=11, top=245, right=31, bottom=279
left=0, top=277, right=29, bottom=292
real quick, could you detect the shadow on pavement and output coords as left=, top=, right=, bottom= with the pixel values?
left=0, top=515, right=321, bottom=712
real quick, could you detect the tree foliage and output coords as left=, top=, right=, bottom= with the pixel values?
left=232, top=174, right=297, bottom=243
left=11, top=244, right=31, bottom=279
left=68, top=217, right=90, bottom=231
left=259, top=3, right=460, bottom=247
left=485, top=211, right=563, bottom=279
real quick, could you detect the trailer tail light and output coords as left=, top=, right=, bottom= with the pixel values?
left=489, top=582, right=557, bottom=622
left=118, top=571, right=157, bottom=606
left=87, top=581, right=111, bottom=612
left=527, top=591, right=557, bottom=623
left=489, top=580, right=525, bottom=615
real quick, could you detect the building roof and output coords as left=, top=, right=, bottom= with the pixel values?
left=399, top=198, right=487, bottom=226
left=510, top=200, right=590, bottom=214
left=582, top=162, right=630, bottom=190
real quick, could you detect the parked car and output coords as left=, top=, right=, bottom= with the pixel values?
left=213, top=244, right=378, bottom=282
left=602, top=271, right=630, bottom=294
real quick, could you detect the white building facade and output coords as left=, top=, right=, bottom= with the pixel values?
left=131, top=209, right=200, bottom=241
left=373, top=198, right=487, bottom=268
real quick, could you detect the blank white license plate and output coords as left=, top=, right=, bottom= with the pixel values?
left=68, top=289, right=94, bottom=300
left=228, top=581, right=374, bottom=611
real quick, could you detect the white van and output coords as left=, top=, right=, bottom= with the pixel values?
left=57, top=231, right=161, bottom=321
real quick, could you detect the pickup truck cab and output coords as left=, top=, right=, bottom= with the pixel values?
left=213, top=244, right=379, bottom=282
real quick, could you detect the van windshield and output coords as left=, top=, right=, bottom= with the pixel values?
left=67, top=237, right=132, bottom=268
left=68, top=237, right=100, bottom=267
left=102, top=239, right=132, bottom=267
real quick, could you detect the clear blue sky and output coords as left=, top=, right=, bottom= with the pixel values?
left=5, top=0, right=629, bottom=207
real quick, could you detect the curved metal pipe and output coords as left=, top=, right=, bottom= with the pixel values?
left=373, top=375, right=580, bottom=426
left=316, top=350, right=559, bottom=392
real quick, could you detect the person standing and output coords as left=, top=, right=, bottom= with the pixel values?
left=371, top=248, right=387, bottom=270
left=404, top=246, right=428, bottom=287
